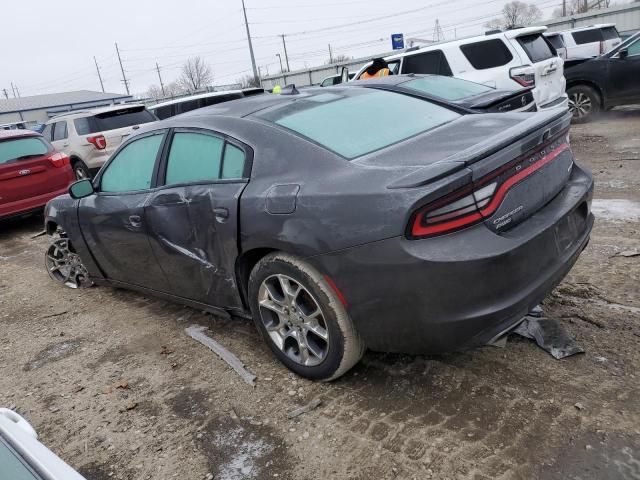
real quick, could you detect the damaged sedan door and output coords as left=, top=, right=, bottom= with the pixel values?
left=77, top=131, right=170, bottom=291
left=144, top=129, right=250, bottom=309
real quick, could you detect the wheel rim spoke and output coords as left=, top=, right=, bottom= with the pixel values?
left=46, top=237, right=92, bottom=289
left=258, top=273, right=329, bottom=367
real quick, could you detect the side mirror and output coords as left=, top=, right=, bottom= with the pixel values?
left=340, top=66, right=350, bottom=84
left=69, top=179, right=95, bottom=199
left=619, top=48, right=629, bottom=59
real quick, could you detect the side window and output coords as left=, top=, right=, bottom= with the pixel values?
left=572, top=29, right=603, bottom=45
left=101, top=134, right=164, bottom=192
left=165, top=132, right=224, bottom=185
left=460, top=39, right=514, bottom=69
left=42, top=123, right=53, bottom=140
left=74, top=117, right=91, bottom=135
left=52, top=121, right=67, bottom=141
left=626, top=38, right=640, bottom=56
left=222, top=144, right=246, bottom=179
left=401, top=50, right=452, bottom=76
left=601, top=27, right=619, bottom=40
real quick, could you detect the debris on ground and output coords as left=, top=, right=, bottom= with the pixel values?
left=611, top=249, right=640, bottom=258
left=185, top=325, right=257, bottom=386
left=120, top=401, right=138, bottom=412
left=160, top=345, right=175, bottom=355
left=287, top=398, right=322, bottom=419
left=115, top=380, right=129, bottom=390
left=39, top=310, right=68, bottom=320
left=574, top=402, right=585, bottom=410
left=513, top=317, right=585, bottom=359
left=30, top=230, right=47, bottom=239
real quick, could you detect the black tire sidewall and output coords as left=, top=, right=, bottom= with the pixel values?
left=73, top=160, right=91, bottom=180
left=568, top=85, right=600, bottom=123
left=248, top=256, right=346, bottom=381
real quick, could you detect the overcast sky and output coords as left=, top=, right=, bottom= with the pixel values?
left=1, top=0, right=564, bottom=98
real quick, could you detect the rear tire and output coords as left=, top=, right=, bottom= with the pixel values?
left=248, top=252, right=365, bottom=381
left=568, top=85, right=600, bottom=123
left=72, top=160, right=91, bottom=180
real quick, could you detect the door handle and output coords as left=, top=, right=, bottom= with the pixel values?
left=128, top=215, right=142, bottom=227
left=213, top=207, right=229, bottom=223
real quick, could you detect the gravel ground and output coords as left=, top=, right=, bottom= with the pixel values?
left=1, top=109, right=639, bottom=480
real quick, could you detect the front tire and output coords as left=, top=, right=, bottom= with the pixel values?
left=568, top=85, right=600, bottom=123
left=248, top=253, right=365, bottom=381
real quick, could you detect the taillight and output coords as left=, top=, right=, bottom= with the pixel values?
left=87, top=135, right=107, bottom=150
left=48, top=151, right=70, bottom=168
left=409, top=133, right=570, bottom=239
left=509, top=66, right=535, bottom=88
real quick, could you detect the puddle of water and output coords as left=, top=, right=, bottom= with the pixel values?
left=592, top=199, right=640, bottom=222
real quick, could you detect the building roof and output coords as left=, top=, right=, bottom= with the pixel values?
left=0, top=90, right=132, bottom=114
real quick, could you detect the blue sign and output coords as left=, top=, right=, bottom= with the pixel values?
left=391, top=33, right=404, bottom=50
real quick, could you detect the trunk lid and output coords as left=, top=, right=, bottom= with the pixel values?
left=0, top=135, right=70, bottom=205
left=465, top=87, right=535, bottom=112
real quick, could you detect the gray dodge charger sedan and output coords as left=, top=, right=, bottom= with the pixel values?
left=43, top=86, right=594, bottom=380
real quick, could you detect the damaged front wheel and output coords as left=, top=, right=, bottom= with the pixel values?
left=45, top=236, right=93, bottom=289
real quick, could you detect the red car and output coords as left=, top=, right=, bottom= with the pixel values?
left=0, top=130, right=74, bottom=220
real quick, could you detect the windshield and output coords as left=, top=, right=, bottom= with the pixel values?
left=257, top=88, right=460, bottom=159
left=0, top=137, right=49, bottom=164
left=401, top=76, right=493, bottom=101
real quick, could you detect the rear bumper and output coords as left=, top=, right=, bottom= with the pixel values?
left=0, top=186, right=71, bottom=221
left=538, top=94, right=569, bottom=112
left=308, top=163, right=594, bottom=354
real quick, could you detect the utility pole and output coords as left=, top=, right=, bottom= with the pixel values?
left=281, top=35, right=290, bottom=72
left=276, top=53, right=284, bottom=73
left=10, top=82, right=17, bottom=98
left=241, top=0, right=259, bottom=80
left=15, top=85, right=20, bottom=98
left=2, top=89, right=8, bottom=99
left=155, top=62, right=166, bottom=97
left=115, top=42, right=130, bottom=95
left=94, top=56, right=105, bottom=93
left=328, top=44, right=333, bottom=64
left=432, top=19, right=444, bottom=42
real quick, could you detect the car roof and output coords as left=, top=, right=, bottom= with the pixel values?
left=179, top=91, right=296, bottom=119
left=559, top=23, right=616, bottom=33
left=359, top=26, right=547, bottom=67
left=46, top=103, right=147, bottom=122
left=0, top=129, right=40, bottom=140
left=149, top=88, right=263, bottom=110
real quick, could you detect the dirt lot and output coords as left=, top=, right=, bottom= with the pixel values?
left=1, top=110, right=639, bottom=480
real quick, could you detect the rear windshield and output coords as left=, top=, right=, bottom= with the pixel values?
left=517, top=34, right=555, bottom=62
left=256, top=89, right=460, bottom=159
left=74, top=107, right=156, bottom=135
left=0, top=137, right=49, bottom=164
left=546, top=35, right=565, bottom=50
left=459, top=39, right=513, bottom=70
left=402, top=76, right=492, bottom=101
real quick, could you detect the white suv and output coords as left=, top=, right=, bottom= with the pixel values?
left=351, top=26, right=567, bottom=112
left=549, top=24, right=621, bottom=60
left=42, top=105, right=157, bottom=179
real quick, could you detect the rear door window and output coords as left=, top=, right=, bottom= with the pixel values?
left=401, top=50, right=452, bottom=76
left=517, top=34, right=555, bottom=62
left=0, top=137, right=49, bottom=164
left=572, top=29, right=603, bottom=44
left=41, top=123, right=53, bottom=141
left=460, top=39, right=513, bottom=69
left=165, top=132, right=224, bottom=185
left=257, top=89, right=460, bottom=159
left=74, top=117, right=91, bottom=135
left=100, top=133, right=164, bottom=192
left=52, top=121, right=68, bottom=141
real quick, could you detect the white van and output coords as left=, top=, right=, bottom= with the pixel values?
left=551, top=24, right=621, bottom=59
left=352, top=26, right=568, bottom=112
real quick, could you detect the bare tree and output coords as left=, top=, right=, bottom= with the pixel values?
left=145, top=81, right=186, bottom=101
left=325, top=54, right=352, bottom=65
left=179, top=57, right=213, bottom=92
left=551, top=0, right=592, bottom=17
left=485, top=1, right=542, bottom=30
left=237, top=74, right=261, bottom=88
